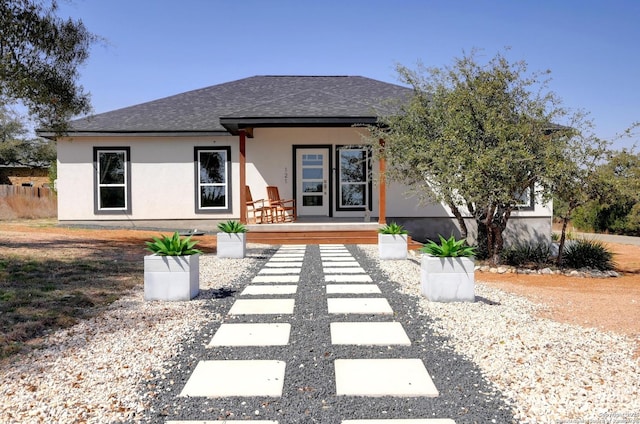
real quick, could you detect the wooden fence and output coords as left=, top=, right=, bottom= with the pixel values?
left=0, top=184, right=52, bottom=198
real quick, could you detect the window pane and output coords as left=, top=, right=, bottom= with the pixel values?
left=340, top=150, right=366, bottom=182
left=100, top=187, right=125, bottom=209
left=200, top=152, right=226, bottom=184
left=302, top=168, right=323, bottom=179
left=341, top=184, right=365, bottom=206
left=99, top=152, right=125, bottom=184
left=201, top=186, right=226, bottom=208
left=303, top=182, right=322, bottom=192
left=303, top=195, right=323, bottom=206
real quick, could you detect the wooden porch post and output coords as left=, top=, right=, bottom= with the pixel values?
left=239, top=129, right=247, bottom=224
left=378, top=138, right=386, bottom=224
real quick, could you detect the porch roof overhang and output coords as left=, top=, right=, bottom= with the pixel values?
left=219, top=116, right=379, bottom=136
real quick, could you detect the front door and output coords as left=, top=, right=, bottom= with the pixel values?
left=296, top=147, right=330, bottom=216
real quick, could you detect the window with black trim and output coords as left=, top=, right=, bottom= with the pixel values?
left=94, top=147, right=131, bottom=213
left=337, top=146, right=371, bottom=210
left=515, top=183, right=535, bottom=210
left=195, top=147, right=231, bottom=212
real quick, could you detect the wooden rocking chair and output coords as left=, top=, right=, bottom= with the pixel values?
left=266, top=186, right=296, bottom=223
left=246, top=186, right=273, bottom=224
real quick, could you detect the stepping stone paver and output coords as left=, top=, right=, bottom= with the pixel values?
left=252, top=275, right=300, bottom=283
left=325, top=274, right=373, bottom=283
left=327, top=298, right=393, bottom=314
left=321, top=261, right=360, bottom=266
left=268, top=257, right=306, bottom=262
left=208, top=323, right=291, bottom=346
left=167, top=421, right=279, bottom=424
left=334, top=359, right=439, bottom=397
left=326, top=284, right=381, bottom=294
left=229, top=298, right=295, bottom=315
left=180, top=360, right=286, bottom=397
left=321, top=257, right=358, bottom=262
left=342, top=420, right=456, bottom=424
left=264, top=261, right=304, bottom=267
left=330, top=322, right=411, bottom=345
left=258, top=267, right=302, bottom=274
left=241, top=285, right=298, bottom=295
left=323, top=267, right=366, bottom=274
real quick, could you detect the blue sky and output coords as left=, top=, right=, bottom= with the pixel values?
left=59, top=0, right=639, bottom=149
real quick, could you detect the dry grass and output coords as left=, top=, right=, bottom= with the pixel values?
left=0, top=228, right=145, bottom=358
left=0, top=195, right=57, bottom=219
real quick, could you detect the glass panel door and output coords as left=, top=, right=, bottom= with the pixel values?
left=296, top=148, right=329, bottom=216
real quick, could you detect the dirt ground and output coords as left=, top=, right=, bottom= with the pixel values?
left=1, top=219, right=638, bottom=351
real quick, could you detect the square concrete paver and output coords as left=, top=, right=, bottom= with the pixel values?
left=168, top=421, right=278, bottom=424
left=180, top=360, right=286, bottom=397
left=321, top=257, right=357, bottom=262
left=330, top=322, right=410, bottom=345
left=229, top=299, right=295, bottom=315
left=268, top=257, right=305, bottom=262
left=326, top=284, right=381, bottom=294
left=259, top=268, right=302, bottom=274
left=321, top=261, right=360, bottom=267
left=342, top=420, right=455, bottom=424
left=241, top=285, right=298, bottom=295
left=264, top=261, right=304, bottom=267
left=252, top=275, right=300, bottom=283
left=325, top=275, right=373, bottom=283
left=208, top=323, right=291, bottom=346
left=327, top=298, right=393, bottom=314
left=335, top=359, right=438, bottom=397
left=323, top=267, right=366, bottom=274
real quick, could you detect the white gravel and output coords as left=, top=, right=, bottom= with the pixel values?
left=0, top=252, right=263, bottom=424
left=359, top=245, right=640, bottom=424
left=2, top=245, right=639, bottom=424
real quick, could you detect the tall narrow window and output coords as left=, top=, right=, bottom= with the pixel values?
left=195, top=147, right=231, bottom=212
left=94, top=147, right=130, bottom=213
left=337, top=146, right=370, bottom=210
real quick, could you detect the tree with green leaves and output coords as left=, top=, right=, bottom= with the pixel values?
left=1, top=0, right=96, bottom=132
left=369, top=50, right=575, bottom=264
left=549, top=126, right=611, bottom=265
left=0, top=104, right=55, bottom=166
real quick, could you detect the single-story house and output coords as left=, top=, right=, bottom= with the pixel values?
left=39, top=75, right=551, bottom=243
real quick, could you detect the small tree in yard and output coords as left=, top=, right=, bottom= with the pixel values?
left=369, top=50, right=575, bottom=264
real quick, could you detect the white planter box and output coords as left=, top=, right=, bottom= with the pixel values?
left=217, top=233, right=246, bottom=258
left=144, top=254, right=199, bottom=301
left=420, top=255, right=475, bottom=302
left=378, top=234, right=408, bottom=260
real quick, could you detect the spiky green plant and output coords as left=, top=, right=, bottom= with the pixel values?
left=217, top=220, right=248, bottom=233
left=562, top=239, right=614, bottom=270
left=145, top=232, right=202, bottom=256
left=421, top=235, right=476, bottom=257
left=378, top=222, right=408, bottom=235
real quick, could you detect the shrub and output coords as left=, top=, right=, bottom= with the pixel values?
left=217, top=220, right=248, bottom=233
left=421, top=235, right=476, bottom=257
left=145, top=232, right=202, bottom=256
left=501, top=242, right=552, bottom=268
left=378, top=222, right=408, bottom=235
left=562, top=239, right=614, bottom=271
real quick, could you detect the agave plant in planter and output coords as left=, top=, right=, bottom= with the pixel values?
left=217, top=220, right=248, bottom=258
left=144, top=232, right=202, bottom=301
left=378, top=222, right=409, bottom=260
left=420, top=235, right=476, bottom=302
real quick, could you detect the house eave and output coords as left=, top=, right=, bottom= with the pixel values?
left=219, top=116, right=378, bottom=135
left=36, top=130, right=231, bottom=140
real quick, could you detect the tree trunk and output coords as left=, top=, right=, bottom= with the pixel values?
left=447, top=201, right=469, bottom=241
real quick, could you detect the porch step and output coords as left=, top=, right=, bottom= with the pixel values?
left=247, top=230, right=423, bottom=249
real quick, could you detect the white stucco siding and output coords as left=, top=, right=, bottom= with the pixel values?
left=57, top=136, right=239, bottom=221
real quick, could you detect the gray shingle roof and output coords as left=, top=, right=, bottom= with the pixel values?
left=64, top=76, right=411, bottom=135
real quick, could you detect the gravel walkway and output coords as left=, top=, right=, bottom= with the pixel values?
left=0, top=244, right=638, bottom=423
